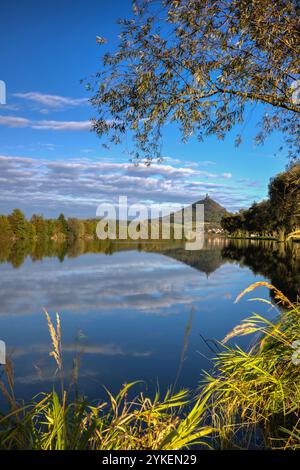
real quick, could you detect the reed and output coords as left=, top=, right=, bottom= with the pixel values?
left=0, top=385, right=213, bottom=450
left=201, top=282, right=300, bottom=449
left=0, top=313, right=213, bottom=450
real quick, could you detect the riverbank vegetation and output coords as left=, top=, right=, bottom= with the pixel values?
left=0, top=210, right=99, bottom=243
left=203, top=282, right=300, bottom=450
left=0, top=310, right=212, bottom=450
left=0, top=373, right=212, bottom=450
left=221, top=162, right=300, bottom=241
left=1, top=282, right=300, bottom=450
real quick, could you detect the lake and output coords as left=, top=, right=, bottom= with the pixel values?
left=0, top=238, right=299, bottom=404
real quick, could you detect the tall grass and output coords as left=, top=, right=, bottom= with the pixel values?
left=0, top=312, right=213, bottom=450
left=201, top=282, right=300, bottom=449
left=0, top=384, right=213, bottom=450
left=1, top=282, right=300, bottom=450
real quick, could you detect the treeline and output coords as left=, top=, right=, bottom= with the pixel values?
left=0, top=210, right=98, bottom=242
left=221, top=162, right=300, bottom=241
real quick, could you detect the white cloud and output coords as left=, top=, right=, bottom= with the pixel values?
left=163, top=157, right=216, bottom=169
left=0, top=114, right=91, bottom=131
left=0, top=155, right=261, bottom=216
left=14, top=92, right=88, bottom=109
left=32, top=120, right=91, bottom=131
left=0, top=115, right=30, bottom=127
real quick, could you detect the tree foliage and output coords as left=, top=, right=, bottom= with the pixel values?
left=221, top=162, right=300, bottom=239
left=8, top=209, right=29, bottom=239
left=268, top=161, right=300, bottom=235
left=90, top=0, right=300, bottom=162
left=58, top=213, right=69, bottom=237
left=0, top=215, right=13, bottom=240
left=0, top=211, right=99, bottom=242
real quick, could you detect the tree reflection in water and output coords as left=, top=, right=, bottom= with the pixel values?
left=0, top=237, right=299, bottom=301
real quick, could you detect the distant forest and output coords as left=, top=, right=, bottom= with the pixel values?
left=0, top=211, right=98, bottom=242
left=221, top=162, right=300, bottom=241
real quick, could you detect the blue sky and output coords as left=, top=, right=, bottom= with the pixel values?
left=0, top=0, right=288, bottom=218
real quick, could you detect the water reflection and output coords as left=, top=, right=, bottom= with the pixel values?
left=0, top=237, right=299, bottom=403
left=221, top=239, right=300, bottom=302
left=0, top=237, right=299, bottom=300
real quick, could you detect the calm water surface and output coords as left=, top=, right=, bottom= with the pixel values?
left=0, top=238, right=299, bottom=403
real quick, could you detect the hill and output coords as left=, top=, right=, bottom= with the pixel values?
left=167, top=195, right=229, bottom=227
